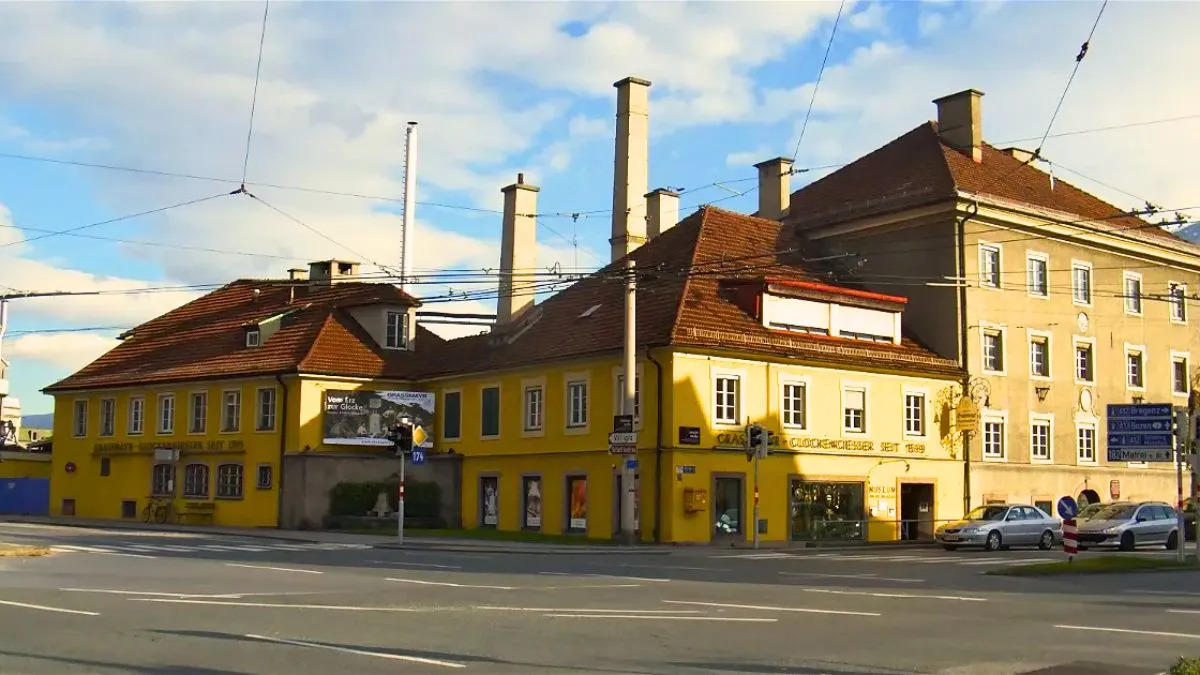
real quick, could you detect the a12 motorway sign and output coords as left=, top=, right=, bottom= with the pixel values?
left=1106, top=403, right=1174, bottom=462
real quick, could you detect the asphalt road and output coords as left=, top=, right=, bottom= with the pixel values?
left=0, top=523, right=1198, bottom=675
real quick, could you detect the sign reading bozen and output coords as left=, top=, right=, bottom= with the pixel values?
left=715, top=432, right=925, bottom=455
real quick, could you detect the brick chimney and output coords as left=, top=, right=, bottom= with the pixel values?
left=609, top=76, right=651, bottom=262
left=645, top=188, right=679, bottom=240
left=496, top=173, right=539, bottom=326
left=754, top=157, right=793, bottom=221
left=933, top=89, right=984, bottom=163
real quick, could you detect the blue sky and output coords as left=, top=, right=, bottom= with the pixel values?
left=1, top=0, right=1197, bottom=416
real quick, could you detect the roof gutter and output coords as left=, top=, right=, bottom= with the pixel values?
left=275, top=373, right=289, bottom=529
left=956, top=208, right=974, bottom=517
left=646, top=347, right=665, bottom=544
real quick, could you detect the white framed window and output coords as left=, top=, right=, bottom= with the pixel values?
left=1027, top=330, right=1051, bottom=379
left=1123, top=271, right=1143, bottom=315
left=183, top=464, right=209, bottom=498
left=157, top=394, right=175, bottom=435
left=1169, top=282, right=1188, bottom=324
left=903, top=390, right=926, bottom=437
left=216, top=463, right=244, bottom=499
left=978, top=242, right=1001, bottom=288
left=72, top=400, right=88, bottom=437
left=565, top=378, right=589, bottom=430
left=523, top=385, right=544, bottom=431
left=980, top=323, right=1006, bottom=374
left=781, top=379, right=807, bottom=429
left=1071, top=261, right=1092, bottom=306
left=128, top=396, right=145, bottom=435
left=99, top=398, right=116, bottom=437
left=384, top=310, right=407, bottom=349
left=1074, top=336, right=1096, bottom=384
left=1029, top=414, right=1052, bottom=463
left=1026, top=251, right=1048, bottom=298
left=255, top=388, right=277, bottom=431
left=245, top=330, right=260, bottom=348
left=842, top=385, right=867, bottom=434
left=1171, top=351, right=1190, bottom=397
left=982, top=412, right=1007, bottom=461
left=151, top=464, right=173, bottom=496
left=713, top=374, right=741, bottom=424
left=189, top=392, right=207, bottom=434
left=1076, top=422, right=1097, bottom=464
left=221, top=390, right=242, bottom=432
left=1125, top=343, right=1146, bottom=390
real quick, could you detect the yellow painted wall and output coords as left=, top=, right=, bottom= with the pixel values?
left=430, top=353, right=662, bottom=540
left=665, top=350, right=965, bottom=544
left=0, top=453, right=51, bottom=479
left=49, top=376, right=290, bottom=527
left=292, top=376, right=422, bottom=452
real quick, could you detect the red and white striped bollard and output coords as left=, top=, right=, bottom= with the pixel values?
left=1063, top=518, right=1077, bottom=561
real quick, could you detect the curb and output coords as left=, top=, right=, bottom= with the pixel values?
left=2, top=518, right=322, bottom=544
left=370, top=542, right=673, bottom=555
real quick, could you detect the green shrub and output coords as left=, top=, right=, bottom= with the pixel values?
left=328, top=479, right=441, bottom=518
left=1170, top=656, right=1200, bottom=675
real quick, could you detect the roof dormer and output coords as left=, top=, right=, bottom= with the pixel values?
left=344, top=304, right=413, bottom=351
left=760, top=278, right=906, bottom=346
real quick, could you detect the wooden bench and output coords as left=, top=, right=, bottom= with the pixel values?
left=176, top=501, right=216, bottom=524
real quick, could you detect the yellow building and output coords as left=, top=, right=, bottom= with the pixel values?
left=778, top=87, right=1200, bottom=511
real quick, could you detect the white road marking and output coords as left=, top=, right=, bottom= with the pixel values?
left=386, top=577, right=515, bottom=590
left=50, top=545, right=156, bottom=559
left=800, top=588, right=986, bottom=602
left=1167, top=609, right=1200, bottom=615
left=617, top=563, right=731, bottom=572
left=663, top=600, right=881, bottom=617
left=225, top=563, right=323, bottom=575
left=60, top=588, right=243, bottom=599
left=537, top=571, right=668, bottom=583
left=778, top=571, right=925, bottom=583
left=245, top=633, right=465, bottom=668
left=367, top=560, right=462, bottom=570
left=535, top=584, right=642, bottom=590
left=546, top=613, right=777, bottom=622
left=475, top=606, right=701, bottom=614
left=957, top=558, right=1047, bottom=566
left=0, top=599, right=100, bottom=616
left=1055, top=624, right=1200, bottom=640
left=137, top=599, right=420, bottom=611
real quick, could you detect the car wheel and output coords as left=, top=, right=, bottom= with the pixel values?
left=985, top=530, right=1002, bottom=552
left=942, top=545, right=958, bottom=551
left=1166, top=531, right=1178, bottom=550
left=1038, top=530, right=1054, bottom=550
left=1119, top=531, right=1136, bottom=551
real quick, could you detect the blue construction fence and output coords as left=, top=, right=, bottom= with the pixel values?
left=0, top=478, right=50, bottom=516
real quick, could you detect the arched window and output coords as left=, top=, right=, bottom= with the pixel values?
left=216, top=464, right=244, bottom=499
left=150, top=464, right=173, bottom=496
left=183, top=464, right=209, bottom=498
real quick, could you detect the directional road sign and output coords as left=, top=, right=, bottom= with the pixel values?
left=1056, top=495, right=1078, bottom=520
left=411, top=449, right=426, bottom=465
left=1106, top=403, right=1174, bottom=462
left=609, top=432, right=638, bottom=445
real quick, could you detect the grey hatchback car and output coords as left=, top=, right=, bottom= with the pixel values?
left=1075, top=501, right=1181, bottom=551
left=935, top=504, right=1063, bottom=552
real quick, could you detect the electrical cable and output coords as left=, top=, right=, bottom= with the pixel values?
left=240, top=0, right=271, bottom=185
left=790, top=0, right=846, bottom=166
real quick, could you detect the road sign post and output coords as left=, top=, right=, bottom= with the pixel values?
left=1057, top=495, right=1078, bottom=562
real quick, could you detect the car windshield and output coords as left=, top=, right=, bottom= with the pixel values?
left=1095, top=504, right=1136, bottom=520
left=965, top=506, right=1009, bottom=521
left=1079, top=503, right=1105, bottom=517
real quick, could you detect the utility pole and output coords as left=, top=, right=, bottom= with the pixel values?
left=390, top=417, right=413, bottom=544
left=1175, top=407, right=1188, bottom=563
left=400, top=121, right=418, bottom=291
left=621, top=258, right=637, bottom=545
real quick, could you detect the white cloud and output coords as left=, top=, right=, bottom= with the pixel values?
left=4, top=332, right=120, bottom=373
left=848, top=3, right=889, bottom=32
left=725, top=147, right=774, bottom=168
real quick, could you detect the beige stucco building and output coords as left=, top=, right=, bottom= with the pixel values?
left=749, top=88, right=1198, bottom=513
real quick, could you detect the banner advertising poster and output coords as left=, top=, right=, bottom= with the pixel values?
left=523, top=476, right=542, bottom=529
left=480, top=476, right=499, bottom=527
left=322, top=390, right=435, bottom=448
left=568, top=476, right=588, bottom=530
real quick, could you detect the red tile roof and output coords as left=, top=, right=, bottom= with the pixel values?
left=44, top=282, right=425, bottom=392
left=46, top=208, right=963, bottom=393
left=787, top=121, right=1184, bottom=246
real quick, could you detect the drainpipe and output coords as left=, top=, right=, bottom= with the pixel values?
left=647, top=348, right=665, bottom=544
left=275, top=374, right=289, bottom=529
left=956, top=207, right=975, bottom=516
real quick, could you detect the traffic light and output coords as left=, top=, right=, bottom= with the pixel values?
left=765, top=431, right=777, bottom=457
left=388, top=423, right=414, bottom=455
left=746, top=424, right=763, bottom=462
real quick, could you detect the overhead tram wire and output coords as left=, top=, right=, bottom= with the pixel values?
left=240, top=0, right=271, bottom=186
left=790, top=0, right=846, bottom=166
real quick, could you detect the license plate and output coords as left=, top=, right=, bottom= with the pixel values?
left=942, top=537, right=960, bottom=542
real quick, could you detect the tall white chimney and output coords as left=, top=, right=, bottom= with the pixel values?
left=754, top=157, right=793, bottom=221
left=610, top=76, right=651, bottom=262
left=496, top=173, right=539, bottom=326
left=933, top=89, right=984, bottom=163
left=645, top=188, right=679, bottom=240
left=400, top=121, right=419, bottom=289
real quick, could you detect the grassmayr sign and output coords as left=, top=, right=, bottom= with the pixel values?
left=715, top=432, right=925, bottom=455
left=322, top=389, right=435, bottom=448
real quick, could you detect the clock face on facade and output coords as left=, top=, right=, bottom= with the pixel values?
left=1077, top=312, right=1089, bottom=332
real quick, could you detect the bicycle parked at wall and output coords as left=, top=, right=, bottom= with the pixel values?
left=142, top=496, right=172, bottom=524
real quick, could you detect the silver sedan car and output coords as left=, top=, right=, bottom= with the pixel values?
left=935, top=504, right=1063, bottom=552
left=1075, top=501, right=1181, bottom=551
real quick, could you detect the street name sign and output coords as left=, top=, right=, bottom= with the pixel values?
left=1106, top=403, right=1174, bottom=463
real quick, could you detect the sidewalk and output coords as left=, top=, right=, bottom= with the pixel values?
left=0, top=515, right=670, bottom=555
